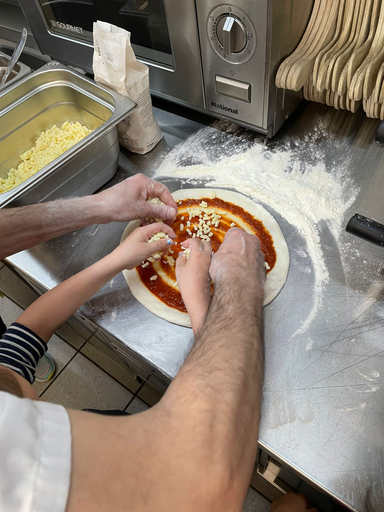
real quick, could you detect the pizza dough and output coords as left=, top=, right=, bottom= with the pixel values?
left=122, top=188, right=289, bottom=327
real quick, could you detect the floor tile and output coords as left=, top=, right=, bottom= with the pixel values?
left=0, top=295, right=23, bottom=326
left=242, top=487, right=270, bottom=512
left=0, top=266, right=38, bottom=309
left=137, top=382, right=164, bottom=406
left=81, top=336, right=140, bottom=393
left=33, top=334, right=76, bottom=396
left=42, top=352, right=133, bottom=410
left=125, top=396, right=150, bottom=414
left=56, top=321, right=90, bottom=350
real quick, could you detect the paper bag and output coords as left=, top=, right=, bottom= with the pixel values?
left=93, top=21, right=163, bottom=154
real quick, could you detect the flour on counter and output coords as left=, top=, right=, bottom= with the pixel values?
left=156, top=116, right=359, bottom=333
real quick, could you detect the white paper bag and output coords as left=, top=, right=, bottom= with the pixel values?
left=93, top=20, right=163, bottom=154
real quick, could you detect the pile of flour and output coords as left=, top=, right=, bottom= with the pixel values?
left=155, top=117, right=359, bottom=333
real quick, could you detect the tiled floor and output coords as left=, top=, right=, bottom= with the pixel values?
left=0, top=263, right=271, bottom=511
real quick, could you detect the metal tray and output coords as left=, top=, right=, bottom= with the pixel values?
left=0, top=50, right=31, bottom=92
left=0, top=61, right=136, bottom=208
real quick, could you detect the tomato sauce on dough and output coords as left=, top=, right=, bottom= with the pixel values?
left=136, top=198, right=276, bottom=313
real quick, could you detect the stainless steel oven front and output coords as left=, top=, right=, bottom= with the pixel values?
left=18, top=0, right=313, bottom=136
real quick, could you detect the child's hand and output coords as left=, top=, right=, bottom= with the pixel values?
left=176, top=239, right=212, bottom=333
left=271, top=493, right=317, bottom=512
left=111, top=222, right=176, bottom=271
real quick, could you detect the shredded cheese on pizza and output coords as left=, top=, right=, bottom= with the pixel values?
left=142, top=201, right=240, bottom=276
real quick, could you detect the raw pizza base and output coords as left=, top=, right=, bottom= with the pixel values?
left=122, top=188, right=290, bottom=327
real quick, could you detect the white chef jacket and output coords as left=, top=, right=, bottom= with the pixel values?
left=0, top=391, right=71, bottom=512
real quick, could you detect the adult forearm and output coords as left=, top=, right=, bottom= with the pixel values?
left=163, top=278, right=264, bottom=487
left=184, top=284, right=264, bottom=403
left=17, top=256, right=118, bottom=342
left=0, top=195, right=106, bottom=260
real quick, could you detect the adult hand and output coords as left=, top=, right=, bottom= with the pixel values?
left=96, top=174, right=178, bottom=225
left=110, top=222, right=176, bottom=271
left=176, top=239, right=213, bottom=332
left=210, top=228, right=265, bottom=291
left=271, top=493, right=318, bottom=512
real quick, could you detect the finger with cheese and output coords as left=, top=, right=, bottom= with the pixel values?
left=147, top=230, right=171, bottom=262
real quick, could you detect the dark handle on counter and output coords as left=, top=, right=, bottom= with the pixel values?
left=346, top=214, right=384, bottom=246
left=376, top=120, right=384, bottom=146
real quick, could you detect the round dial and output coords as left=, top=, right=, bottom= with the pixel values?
left=207, top=6, right=256, bottom=64
left=216, top=16, right=247, bottom=54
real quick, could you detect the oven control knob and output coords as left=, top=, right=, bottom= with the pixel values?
left=216, top=16, right=247, bottom=54
left=208, top=6, right=256, bottom=63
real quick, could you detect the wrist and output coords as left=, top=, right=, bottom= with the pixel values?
left=186, top=298, right=210, bottom=333
left=88, top=193, right=115, bottom=224
left=215, top=277, right=264, bottom=306
left=191, top=313, right=206, bottom=334
left=103, top=250, right=127, bottom=275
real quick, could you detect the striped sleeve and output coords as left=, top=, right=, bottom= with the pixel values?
left=0, top=323, right=47, bottom=384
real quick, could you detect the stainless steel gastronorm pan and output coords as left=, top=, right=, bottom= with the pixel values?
left=0, top=51, right=31, bottom=92
left=0, top=61, right=136, bottom=208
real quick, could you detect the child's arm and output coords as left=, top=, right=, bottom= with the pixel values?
left=16, top=223, right=176, bottom=343
left=176, top=238, right=213, bottom=334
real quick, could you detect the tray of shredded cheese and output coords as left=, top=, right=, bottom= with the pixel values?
left=0, top=61, right=136, bottom=207
left=0, top=122, right=92, bottom=195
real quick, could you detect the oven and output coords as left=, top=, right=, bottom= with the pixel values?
left=17, top=0, right=313, bottom=136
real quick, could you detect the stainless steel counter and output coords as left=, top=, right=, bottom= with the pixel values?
left=6, top=100, right=384, bottom=512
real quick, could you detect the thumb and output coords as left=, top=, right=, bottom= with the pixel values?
left=149, top=204, right=177, bottom=221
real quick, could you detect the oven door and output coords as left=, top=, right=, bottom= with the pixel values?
left=18, top=0, right=205, bottom=108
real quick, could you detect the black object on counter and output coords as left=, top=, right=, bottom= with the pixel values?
left=346, top=213, right=384, bottom=246
left=376, top=120, right=384, bottom=146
